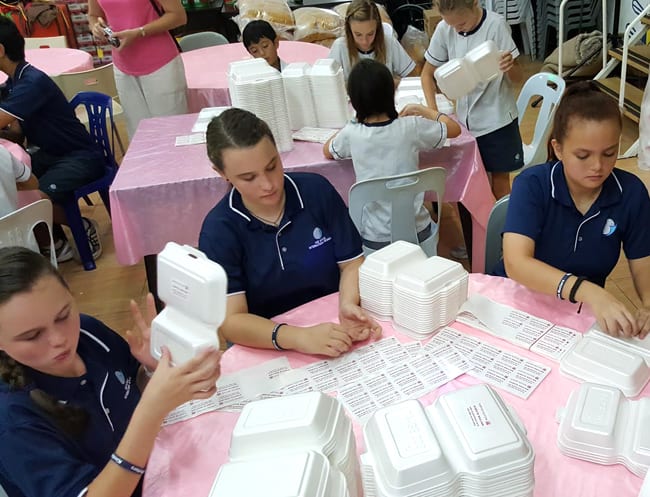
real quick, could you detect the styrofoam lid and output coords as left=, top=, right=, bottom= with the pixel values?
left=360, top=241, right=427, bottom=278
left=434, top=58, right=477, bottom=100
left=364, top=400, right=451, bottom=488
left=311, top=58, right=343, bottom=76
left=209, top=451, right=329, bottom=497
left=465, top=40, right=500, bottom=83
left=428, top=384, right=531, bottom=473
left=282, top=62, right=312, bottom=77
left=393, top=256, right=467, bottom=294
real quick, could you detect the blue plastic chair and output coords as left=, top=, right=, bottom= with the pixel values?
left=63, top=91, right=118, bottom=270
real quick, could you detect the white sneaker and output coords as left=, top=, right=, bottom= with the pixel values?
left=52, top=239, right=74, bottom=263
left=81, top=217, right=102, bottom=260
left=450, top=245, right=468, bottom=259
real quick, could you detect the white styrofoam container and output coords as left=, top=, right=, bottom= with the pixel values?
left=434, top=58, right=477, bottom=100
left=208, top=451, right=332, bottom=497
left=360, top=241, right=426, bottom=280
left=556, top=382, right=650, bottom=477
left=560, top=335, right=650, bottom=397
left=465, top=40, right=500, bottom=83
left=393, top=256, right=467, bottom=295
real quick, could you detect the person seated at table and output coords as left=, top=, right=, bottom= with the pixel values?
left=0, top=17, right=105, bottom=263
left=0, top=246, right=222, bottom=497
left=323, top=59, right=461, bottom=248
left=329, top=0, right=415, bottom=82
left=242, top=20, right=284, bottom=72
left=0, top=144, right=38, bottom=218
left=198, top=108, right=381, bottom=357
left=495, top=82, right=650, bottom=339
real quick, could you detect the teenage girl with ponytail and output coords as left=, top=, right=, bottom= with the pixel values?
left=493, top=81, right=650, bottom=339
left=0, top=247, right=222, bottom=497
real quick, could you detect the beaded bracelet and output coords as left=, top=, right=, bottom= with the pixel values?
left=271, top=323, right=287, bottom=351
left=111, top=453, right=146, bottom=475
left=569, top=276, right=587, bottom=304
left=556, top=272, right=573, bottom=300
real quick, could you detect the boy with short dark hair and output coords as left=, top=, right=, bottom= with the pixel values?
left=242, top=20, right=283, bottom=72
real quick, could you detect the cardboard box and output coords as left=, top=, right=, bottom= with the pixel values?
left=424, top=7, right=442, bottom=39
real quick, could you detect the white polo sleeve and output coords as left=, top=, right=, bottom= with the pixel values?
left=424, top=22, right=449, bottom=66
left=387, top=34, right=416, bottom=77
left=328, top=124, right=352, bottom=160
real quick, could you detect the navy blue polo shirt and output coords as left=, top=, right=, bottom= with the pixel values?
left=0, top=62, right=101, bottom=158
left=199, top=172, right=364, bottom=318
left=493, top=161, right=650, bottom=285
left=0, top=315, right=142, bottom=497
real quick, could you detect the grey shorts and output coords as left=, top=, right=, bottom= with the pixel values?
left=30, top=149, right=105, bottom=203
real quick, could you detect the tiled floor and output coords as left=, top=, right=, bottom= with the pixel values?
left=58, top=56, right=648, bottom=334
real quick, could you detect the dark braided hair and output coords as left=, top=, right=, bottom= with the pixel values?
left=0, top=247, right=88, bottom=437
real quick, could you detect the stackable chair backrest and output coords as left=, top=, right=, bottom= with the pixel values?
left=484, top=195, right=510, bottom=274
left=349, top=167, right=446, bottom=257
left=0, top=198, right=57, bottom=267
left=516, top=72, right=566, bottom=169
left=24, top=35, right=67, bottom=49
left=179, top=31, right=228, bottom=52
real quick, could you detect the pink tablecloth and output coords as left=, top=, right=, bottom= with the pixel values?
left=109, top=113, right=494, bottom=271
left=181, top=41, right=330, bottom=112
left=144, top=274, right=645, bottom=497
left=0, top=48, right=93, bottom=84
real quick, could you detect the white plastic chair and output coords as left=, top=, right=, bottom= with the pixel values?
left=51, top=63, right=125, bottom=155
left=24, top=35, right=68, bottom=49
left=179, top=31, right=228, bottom=52
left=484, top=195, right=509, bottom=274
left=349, top=167, right=446, bottom=257
left=0, top=199, right=57, bottom=268
left=516, top=72, right=566, bottom=169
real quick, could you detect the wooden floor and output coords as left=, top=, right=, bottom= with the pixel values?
left=58, top=56, right=649, bottom=334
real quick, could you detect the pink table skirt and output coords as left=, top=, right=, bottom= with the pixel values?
left=181, top=41, right=330, bottom=112
left=144, top=274, right=645, bottom=497
left=0, top=48, right=93, bottom=84
left=109, top=113, right=494, bottom=271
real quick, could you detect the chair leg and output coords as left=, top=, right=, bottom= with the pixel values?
left=83, top=195, right=94, bottom=206
left=63, top=200, right=96, bottom=271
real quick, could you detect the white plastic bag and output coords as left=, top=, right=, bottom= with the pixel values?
left=639, top=73, right=650, bottom=171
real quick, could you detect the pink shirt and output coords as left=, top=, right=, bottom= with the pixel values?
left=98, top=0, right=179, bottom=76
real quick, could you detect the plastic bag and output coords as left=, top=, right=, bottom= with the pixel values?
left=293, top=7, right=343, bottom=42
left=237, top=0, right=295, bottom=40
left=400, top=25, right=428, bottom=76
left=639, top=74, right=650, bottom=171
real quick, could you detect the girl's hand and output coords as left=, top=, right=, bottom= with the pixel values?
left=293, top=323, right=353, bottom=357
left=499, top=51, right=514, bottom=73
left=91, top=17, right=108, bottom=40
left=590, top=289, right=639, bottom=338
left=113, top=28, right=142, bottom=50
left=339, top=302, right=382, bottom=343
left=125, top=294, right=158, bottom=372
left=636, top=308, right=650, bottom=340
left=141, top=347, right=222, bottom=417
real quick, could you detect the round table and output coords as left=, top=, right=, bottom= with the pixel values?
left=181, top=41, right=331, bottom=112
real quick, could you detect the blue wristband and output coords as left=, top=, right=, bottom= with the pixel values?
left=111, top=453, right=146, bottom=475
left=271, top=323, right=287, bottom=351
left=556, top=272, right=573, bottom=300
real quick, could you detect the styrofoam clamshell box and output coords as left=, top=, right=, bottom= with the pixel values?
left=556, top=382, right=650, bottom=477
left=361, top=384, right=535, bottom=497
left=560, top=333, right=650, bottom=397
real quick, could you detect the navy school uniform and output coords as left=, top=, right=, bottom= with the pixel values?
left=199, top=172, right=364, bottom=318
left=0, top=315, right=142, bottom=497
left=493, top=161, right=650, bottom=284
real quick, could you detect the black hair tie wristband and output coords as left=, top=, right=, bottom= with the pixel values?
left=111, top=453, right=146, bottom=475
left=569, top=276, right=587, bottom=304
left=271, top=323, right=287, bottom=351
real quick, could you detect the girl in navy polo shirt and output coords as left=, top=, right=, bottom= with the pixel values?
left=199, top=108, right=381, bottom=358
left=0, top=247, right=222, bottom=497
left=498, top=82, right=650, bottom=339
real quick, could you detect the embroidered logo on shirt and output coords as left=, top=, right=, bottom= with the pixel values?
left=602, top=218, right=617, bottom=236
left=309, top=226, right=332, bottom=250
left=115, top=371, right=125, bottom=384
left=115, top=370, right=132, bottom=399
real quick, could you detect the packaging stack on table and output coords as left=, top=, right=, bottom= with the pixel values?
left=361, top=384, right=535, bottom=497
left=209, top=392, right=359, bottom=497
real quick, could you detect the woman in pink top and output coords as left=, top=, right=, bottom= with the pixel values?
left=88, top=0, right=189, bottom=137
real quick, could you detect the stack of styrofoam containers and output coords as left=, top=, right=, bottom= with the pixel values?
left=226, top=392, right=359, bottom=497
left=434, top=40, right=501, bottom=100
left=282, top=62, right=318, bottom=130
left=560, top=331, right=650, bottom=397
left=310, top=59, right=350, bottom=128
left=392, top=256, right=469, bottom=339
left=395, top=77, right=455, bottom=114
left=209, top=450, right=348, bottom=497
left=228, top=58, right=293, bottom=152
left=359, top=241, right=428, bottom=321
left=361, top=384, right=535, bottom=497
left=556, top=382, right=650, bottom=477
